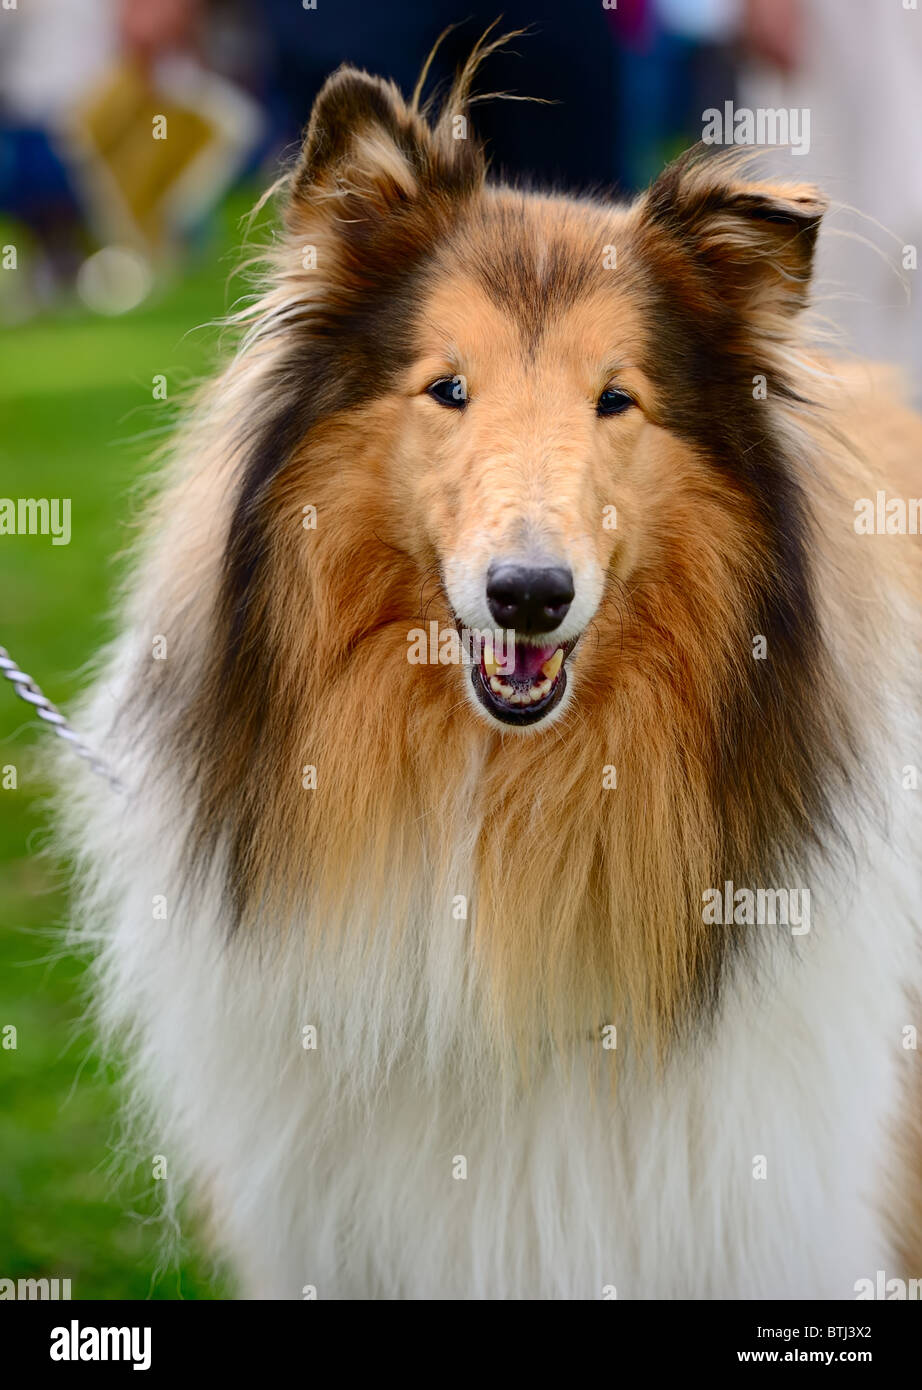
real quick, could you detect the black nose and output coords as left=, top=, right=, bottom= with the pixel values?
left=486, top=563, right=574, bottom=633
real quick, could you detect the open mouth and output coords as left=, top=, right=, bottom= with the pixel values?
left=472, top=635, right=578, bottom=726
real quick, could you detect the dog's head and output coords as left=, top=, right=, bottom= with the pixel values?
left=262, top=61, right=827, bottom=733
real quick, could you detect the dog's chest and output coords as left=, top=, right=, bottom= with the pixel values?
left=178, top=818, right=908, bottom=1298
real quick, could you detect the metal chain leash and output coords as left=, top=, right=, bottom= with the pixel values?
left=0, top=644, right=123, bottom=792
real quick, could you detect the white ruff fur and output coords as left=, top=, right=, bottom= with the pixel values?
left=60, top=640, right=920, bottom=1300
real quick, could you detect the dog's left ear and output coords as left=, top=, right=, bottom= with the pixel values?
left=638, top=151, right=827, bottom=320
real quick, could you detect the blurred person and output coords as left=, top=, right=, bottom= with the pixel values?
left=0, top=0, right=260, bottom=315
left=739, top=0, right=922, bottom=391
left=0, top=0, right=114, bottom=314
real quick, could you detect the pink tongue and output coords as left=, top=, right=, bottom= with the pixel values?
left=513, top=643, right=556, bottom=681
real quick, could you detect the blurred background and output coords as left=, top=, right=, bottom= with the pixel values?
left=1, top=0, right=920, bottom=1298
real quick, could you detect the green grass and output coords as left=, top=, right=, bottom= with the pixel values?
left=0, top=197, right=262, bottom=1298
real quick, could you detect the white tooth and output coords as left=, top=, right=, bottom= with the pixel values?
left=489, top=675, right=503, bottom=693
left=497, top=682, right=514, bottom=698
left=534, top=679, right=550, bottom=699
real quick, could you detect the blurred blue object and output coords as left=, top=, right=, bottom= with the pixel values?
left=613, top=21, right=738, bottom=191
left=0, top=125, right=81, bottom=224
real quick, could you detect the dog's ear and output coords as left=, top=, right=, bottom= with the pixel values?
left=287, top=65, right=484, bottom=233
left=638, top=150, right=827, bottom=320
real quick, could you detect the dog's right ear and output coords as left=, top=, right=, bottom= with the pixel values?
left=637, top=148, right=827, bottom=324
left=286, top=66, right=485, bottom=235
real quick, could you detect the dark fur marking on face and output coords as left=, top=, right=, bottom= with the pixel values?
left=461, top=200, right=599, bottom=351
left=634, top=158, right=856, bottom=902
left=183, top=273, right=442, bottom=921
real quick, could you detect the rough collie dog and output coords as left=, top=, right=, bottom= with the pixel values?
left=60, top=45, right=922, bottom=1299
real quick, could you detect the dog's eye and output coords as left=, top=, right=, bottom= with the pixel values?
left=597, top=386, right=635, bottom=417
left=427, top=375, right=468, bottom=409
